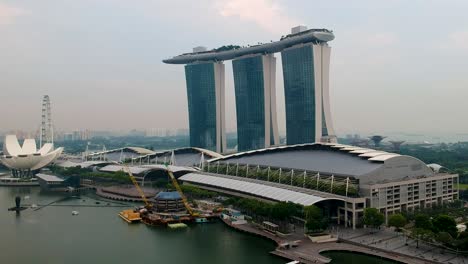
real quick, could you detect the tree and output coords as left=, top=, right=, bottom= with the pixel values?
left=415, top=214, right=433, bottom=230
left=411, top=227, right=434, bottom=248
left=388, top=214, right=407, bottom=231
left=436, top=232, right=453, bottom=246
left=363, top=208, right=385, bottom=230
left=270, top=202, right=297, bottom=221
left=304, top=205, right=327, bottom=233
left=432, top=215, right=457, bottom=235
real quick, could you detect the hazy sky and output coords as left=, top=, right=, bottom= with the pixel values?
left=1, top=0, right=468, bottom=136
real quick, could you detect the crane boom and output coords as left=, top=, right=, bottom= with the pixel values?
left=122, top=165, right=152, bottom=208
left=166, top=166, right=198, bottom=217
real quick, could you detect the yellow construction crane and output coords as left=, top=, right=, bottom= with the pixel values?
left=165, top=166, right=199, bottom=217
left=122, top=165, right=153, bottom=209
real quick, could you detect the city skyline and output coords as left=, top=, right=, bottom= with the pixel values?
left=1, top=0, right=468, bottom=136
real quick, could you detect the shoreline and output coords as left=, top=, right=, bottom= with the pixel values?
left=220, top=217, right=440, bottom=264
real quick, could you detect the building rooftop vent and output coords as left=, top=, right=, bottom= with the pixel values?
left=291, top=25, right=308, bottom=34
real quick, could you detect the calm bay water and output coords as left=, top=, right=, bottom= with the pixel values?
left=0, top=187, right=283, bottom=264
left=1, top=186, right=402, bottom=264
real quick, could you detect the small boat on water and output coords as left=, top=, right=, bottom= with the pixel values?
left=31, top=204, right=38, bottom=208
left=168, top=223, right=187, bottom=229
left=195, top=217, right=209, bottom=223
left=72, top=211, right=79, bottom=215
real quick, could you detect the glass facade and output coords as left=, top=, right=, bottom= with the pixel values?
left=233, top=56, right=266, bottom=151
left=281, top=46, right=316, bottom=144
left=185, top=62, right=217, bottom=151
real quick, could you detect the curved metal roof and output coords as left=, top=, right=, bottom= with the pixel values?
left=208, top=143, right=438, bottom=181
left=179, top=173, right=343, bottom=206
left=99, top=164, right=196, bottom=175
left=163, top=29, right=334, bottom=64
left=134, top=147, right=223, bottom=167
left=88, top=147, right=155, bottom=157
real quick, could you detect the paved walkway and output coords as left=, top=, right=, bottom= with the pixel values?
left=221, top=219, right=464, bottom=263
left=336, top=227, right=467, bottom=264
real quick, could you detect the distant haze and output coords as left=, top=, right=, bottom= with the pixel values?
left=1, top=0, right=467, bottom=137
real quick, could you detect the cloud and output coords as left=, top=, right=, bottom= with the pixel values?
left=215, top=0, right=299, bottom=34
left=366, top=32, right=398, bottom=46
left=0, top=3, right=28, bottom=25
left=449, top=31, right=468, bottom=50
left=334, top=30, right=400, bottom=67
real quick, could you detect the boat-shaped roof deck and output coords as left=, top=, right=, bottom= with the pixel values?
left=163, top=29, right=334, bottom=64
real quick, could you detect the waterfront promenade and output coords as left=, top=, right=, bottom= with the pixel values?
left=222, top=218, right=467, bottom=264
left=337, top=227, right=467, bottom=264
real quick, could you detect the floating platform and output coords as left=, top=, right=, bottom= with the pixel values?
left=168, top=223, right=187, bottom=229
left=118, top=209, right=142, bottom=223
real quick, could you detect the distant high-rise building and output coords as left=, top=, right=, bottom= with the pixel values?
left=281, top=42, right=336, bottom=144
left=232, top=54, right=279, bottom=151
left=185, top=62, right=226, bottom=153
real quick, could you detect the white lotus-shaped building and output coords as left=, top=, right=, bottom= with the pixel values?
left=1, top=135, right=63, bottom=177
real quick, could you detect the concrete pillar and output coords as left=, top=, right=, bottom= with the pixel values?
left=344, top=203, right=348, bottom=228
left=385, top=208, right=388, bottom=225
left=337, top=207, right=341, bottom=225
left=352, top=202, right=356, bottom=230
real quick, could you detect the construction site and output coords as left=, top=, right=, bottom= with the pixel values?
left=117, top=164, right=221, bottom=228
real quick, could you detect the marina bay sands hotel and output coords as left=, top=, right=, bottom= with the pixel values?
left=163, top=26, right=337, bottom=153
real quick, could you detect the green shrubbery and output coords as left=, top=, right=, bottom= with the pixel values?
left=49, top=165, right=131, bottom=183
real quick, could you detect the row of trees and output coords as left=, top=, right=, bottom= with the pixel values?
left=362, top=207, right=468, bottom=251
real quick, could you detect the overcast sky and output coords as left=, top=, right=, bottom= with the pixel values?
left=1, top=0, right=467, bottom=137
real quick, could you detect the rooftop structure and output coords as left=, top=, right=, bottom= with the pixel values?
left=84, top=146, right=155, bottom=162
left=179, top=142, right=458, bottom=229
left=1, top=135, right=63, bottom=178
left=164, top=26, right=337, bottom=150
left=133, top=147, right=223, bottom=167
left=163, top=28, right=334, bottom=64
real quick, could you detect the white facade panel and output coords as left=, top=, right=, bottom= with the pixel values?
left=214, top=62, right=226, bottom=153
left=312, top=45, right=323, bottom=142
left=261, top=54, right=279, bottom=147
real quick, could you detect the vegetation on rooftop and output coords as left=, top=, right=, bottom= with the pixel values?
left=214, top=45, right=241, bottom=52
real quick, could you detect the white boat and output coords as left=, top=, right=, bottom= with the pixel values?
left=72, top=211, right=79, bottom=215
left=31, top=204, right=38, bottom=208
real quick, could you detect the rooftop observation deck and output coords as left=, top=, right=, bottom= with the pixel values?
left=163, top=28, right=334, bottom=64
